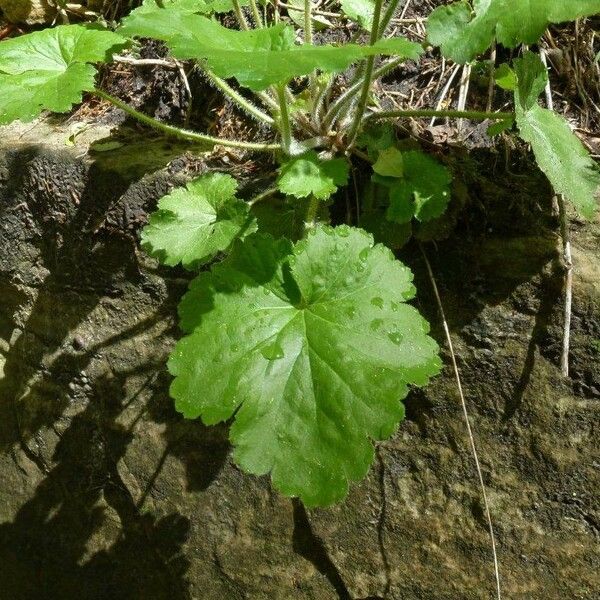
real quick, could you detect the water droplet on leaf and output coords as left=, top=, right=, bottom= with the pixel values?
left=387, top=331, right=403, bottom=345
left=261, top=341, right=285, bottom=360
left=370, top=318, right=384, bottom=331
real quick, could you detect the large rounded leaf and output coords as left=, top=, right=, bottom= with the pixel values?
left=169, top=227, right=440, bottom=506
left=0, top=25, right=125, bottom=124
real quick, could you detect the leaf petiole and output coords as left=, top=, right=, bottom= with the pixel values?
left=93, top=89, right=281, bottom=152
left=366, top=109, right=515, bottom=122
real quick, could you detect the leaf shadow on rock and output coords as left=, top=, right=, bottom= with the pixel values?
left=0, top=145, right=195, bottom=597
left=0, top=145, right=143, bottom=453
left=0, top=372, right=192, bottom=599
left=144, top=369, right=232, bottom=494
left=398, top=148, right=566, bottom=425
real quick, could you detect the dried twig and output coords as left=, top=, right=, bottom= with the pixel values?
left=429, top=64, right=461, bottom=127
left=540, top=47, right=573, bottom=377
left=419, top=243, right=502, bottom=600
left=456, top=63, right=472, bottom=135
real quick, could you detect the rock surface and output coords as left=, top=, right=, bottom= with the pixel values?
left=0, top=0, right=56, bottom=24
left=0, top=120, right=599, bottom=600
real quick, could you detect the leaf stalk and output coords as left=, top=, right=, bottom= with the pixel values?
left=366, top=109, right=515, bottom=121
left=93, top=89, right=281, bottom=152
left=345, top=0, right=386, bottom=145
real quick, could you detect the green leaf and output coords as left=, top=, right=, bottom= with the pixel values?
left=494, top=63, right=516, bottom=90
left=428, top=0, right=600, bottom=63
left=170, top=227, right=440, bottom=506
left=119, top=13, right=422, bottom=90
left=141, top=173, right=256, bottom=269
left=372, top=147, right=404, bottom=178
left=277, top=151, right=350, bottom=200
left=487, top=118, right=514, bottom=137
left=513, top=53, right=600, bottom=218
left=251, top=195, right=329, bottom=241
left=0, top=25, right=125, bottom=124
left=513, top=51, right=549, bottom=110
left=286, top=0, right=333, bottom=29
left=341, top=0, right=375, bottom=30
left=129, top=0, right=248, bottom=15
left=360, top=210, right=413, bottom=249
left=356, top=123, right=396, bottom=158
left=387, top=151, right=451, bottom=223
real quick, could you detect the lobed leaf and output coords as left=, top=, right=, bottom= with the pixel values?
left=128, top=0, right=249, bottom=17
left=0, top=25, right=126, bottom=124
left=141, top=173, right=256, bottom=269
left=170, top=227, right=440, bottom=506
left=428, top=0, right=600, bottom=63
left=386, top=151, right=451, bottom=223
left=119, top=12, right=422, bottom=90
left=514, top=53, right=600, bottom=218
left=277, top=151, right=350, bottom=200
left=341, top=0, right=375, bottom=31
left=372, top=147, right=404, bottom=178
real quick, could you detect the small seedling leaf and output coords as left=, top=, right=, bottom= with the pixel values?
left=141, top=173, right=256, bottom=269
left=277, top=151, right=350, bottom=200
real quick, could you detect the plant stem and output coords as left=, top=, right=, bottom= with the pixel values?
left=93, top=89, right=281, bottom=152
left=366, top=109, right=515, bottom=121
left=248, top=186, right=279, bottom=206
left=304, top=195, right=320, bottom=231
left=377, top=0, right=402, bottom=40
left=232, top=0, right=251, bottom=30
left=276, top=85, right=293, bottom=153
left=203, top=71, right=275, bottom=125
left=323, top=56, right=405, bottom=130
left=419, top=243, right=502, bottom=600
left=304, top=0, right=313, bottom=44
left=249, top=0, right=264, bottom=26
left=345, top=0, right=386, bottom=146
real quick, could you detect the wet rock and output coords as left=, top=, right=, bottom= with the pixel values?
left=0, top=121, right=599, bottom=599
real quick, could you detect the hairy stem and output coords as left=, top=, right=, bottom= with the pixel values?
left=377, top=0, right=403, bottom=40
left=322, top=57, right=405, bottom=130
left=304, top=0, right=313, bottom=45
left=366, top=109, right=515, bottom=121
left=232, top=0, right=251, bottom=30
left=204, top=71, right=275, bottom=125
left=93, top=89, right=280, bottom=152
left=277, top=85, right=293, bottom=153
left=249, top=0, right=264, bottom=26
left=304, top=195, right=320, bottom=231
left=345, top=0, right=386, bottom=145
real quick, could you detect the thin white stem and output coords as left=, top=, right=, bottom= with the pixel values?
left=430, top=64, right=461, bottom=127
left=456, top=63, right=472, bottom=135
left=420, top=243, right=502, bottom=600
left=540, top=47, right=573, bottom=377
left=486, top=43, right=497, bottom=113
